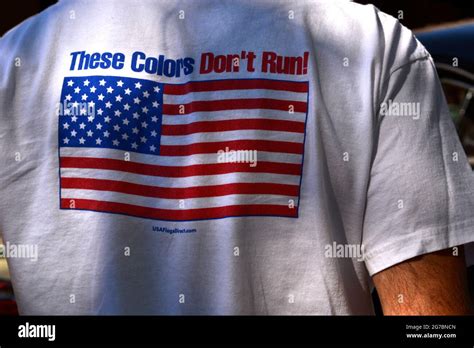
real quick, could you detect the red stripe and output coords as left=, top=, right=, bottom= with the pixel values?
left=60, top=198, right=298, bottom=220
left=162, top=98, right=307, bottom=115
left=160, top=140, right=303, bottom=156
left=161, top=119, right=305, bottom=135
left=164, top=79, right=309, bottom=95
left=60, top=157, right=301, bottom=176
left=61, top=177, right=299, bottom=199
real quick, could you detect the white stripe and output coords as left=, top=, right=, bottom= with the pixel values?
left=162, top=110, right=307, bottom=124
left=163, top=89, right=308, bottom=104
left=60, top=147, right=302, bottom=165
left=61, top=189, right=297, bottom=210
left=60, top=168, right=301, bottom=188
left=160, top=130, right=304, bottom=146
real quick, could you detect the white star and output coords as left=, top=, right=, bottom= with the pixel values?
left=79, top=122, right=86, bottom=129
left=65, top=94, right=72, bottom=101
left=123, top=103, right=130, bottom=111
left=71, top=115, right=78, bottom=122
left=151, top=115, right=158, bottom=122
left=79, top=137, right=86, bottom=144
left=80, top=108, right=87, bottom=116
left=83, top=79, right=90, bottom=86
left=63, top=137, right=70, bottom=144
left=152, top=101, right=160, bottom=108
left=63, top=122, right=70, bottom=129
left=153, top=86, right=161, bottom=93
left=99, top=79, right=106, bottom=86
left=67, top=80, right=74, bottom=87
left=150, top=145, right=156, bottom=152
left=117, top=80, right=124, bottom=87
left=113, top=124, right=121, bottom=132
left=88, top=101, right=95, bottom=108
left=106, top=86, right=114, bottom=94
left=104, top=116, right=111, bottom=123
left=115, top=95, right=123, bottom=102
left=97, top=108, right=103, bottom=116
left=105, top=101, right=112, bottom=108
left=112, top=139, right=120, bottom=146
left=96, top=138, right=102, bottom=145
left=124, top=88, right=131, bottom=95
left=74, top=87, right=81, bottom=94
left=90, top=86, right=97, bottom=93
left=64, top=109, right=71, bottom=115
left=141, top=121, right=148, bottom=128
left=103, top=131, right=110, bottom=138
left=121, top=133, right=129, bottom=140
left=142, top=106, right=149, bottom=114
left=122, top=118, right=130, bottom=125
left=131, top=142, right=138, bottom=149
left=132, top=127, right=139, bottom=134
left=81, top=93, right=88, bottom=101
left=87, top=130, right=94, bottom=137
left=132, top=112, right=140, bottom=119
left=72, top=101, right=79, bottom=108
left=151, top=130, right=157, bottom=137
left=133, top=97, right=141, bottom=104
left=140, top=136, right=147, bottom=143
left=114, top=110, right=122, bottom=117
left=135, top=82, right=142, bottom=89
left=143, top=91, right=150, bottom=98
left=87, top=115, right=95, bottom=122
left=98, top=94, right=105, bottom=101
left=70, top=130, right=77, bottom=137
left=96, top=123, right=103, bottom=130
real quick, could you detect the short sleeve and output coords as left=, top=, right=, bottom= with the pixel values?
left=362, top=56, right=474, bottom=276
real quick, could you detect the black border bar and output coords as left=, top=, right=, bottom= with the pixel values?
left=0, top=316, right=473, bottom=345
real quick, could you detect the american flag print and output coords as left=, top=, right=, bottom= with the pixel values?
left=58, top=76, right=309, bottom=221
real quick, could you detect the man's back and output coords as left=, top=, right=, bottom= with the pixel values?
left=1, top=0, right=473, bottom=314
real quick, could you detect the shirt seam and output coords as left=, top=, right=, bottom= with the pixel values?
left=364, top=217, right=474, bottom=268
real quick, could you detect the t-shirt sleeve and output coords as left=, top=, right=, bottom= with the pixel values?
left=362, top=55, right=474, bottom=276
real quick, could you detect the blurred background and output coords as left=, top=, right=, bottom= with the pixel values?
left=0, top=0, right=473, bottom=316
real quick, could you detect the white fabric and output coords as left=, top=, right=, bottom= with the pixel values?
left=0, top=0, right=473, bottom=314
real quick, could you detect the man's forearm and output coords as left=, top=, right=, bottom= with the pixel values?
left=373, top=247, right=473, bottom=315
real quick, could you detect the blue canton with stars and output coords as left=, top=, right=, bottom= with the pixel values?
left=59, top=76, right=163, bottom=155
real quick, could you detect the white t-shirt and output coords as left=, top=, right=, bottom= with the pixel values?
left=0, top=0, right=473, bottom=315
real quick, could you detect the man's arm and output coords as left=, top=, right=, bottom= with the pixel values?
left=373, top=246, right=473, bottom=315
